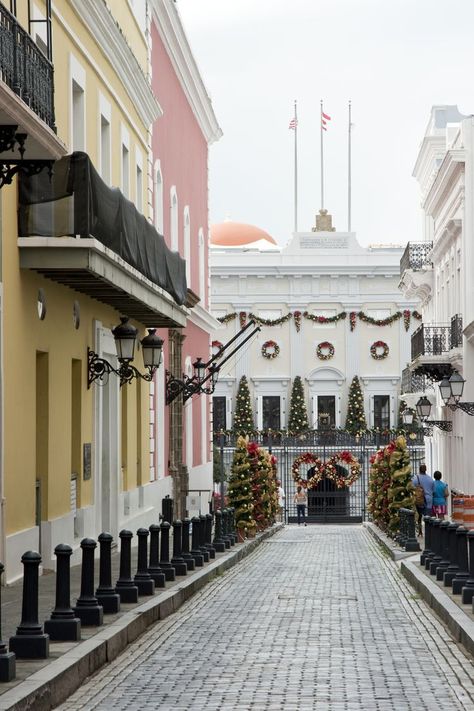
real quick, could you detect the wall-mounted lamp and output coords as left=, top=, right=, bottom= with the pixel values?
left=88, top=317, right=163, bottom=388
left=439, top=372, right=474, bottom=416
left=165, top=319, right=260, bottom=405
left=415, top=396, right=452, bottom=432
left=401, top=409, right=415, bottom=426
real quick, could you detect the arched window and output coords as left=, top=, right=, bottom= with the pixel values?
left=154, top=160, right=164, bottom=235
left=170, top=186, right=178, bottom=251
left=184, top=207, right=191, bottom=286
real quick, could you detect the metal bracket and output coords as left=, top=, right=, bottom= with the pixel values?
left=0, top=159, right=54, bottom=189
left=425, top=420, right=452, bottom=432
left=87, top=348, right=156, bottom=388
left=454, top=402, right=474, bottom=417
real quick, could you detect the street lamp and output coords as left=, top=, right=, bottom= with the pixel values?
left=415, top=396, right=452, bottom=432
left=438, top=372, right=474, bottom=416
left=401, top=409, right=414, bottom=426
left=88, top=316, right=163, bottom=388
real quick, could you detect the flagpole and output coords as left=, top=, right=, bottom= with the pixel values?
left=294, top=99, right=298, bottom=233
left=320, top=99, right=324, bottom=210
left=348, top=100, right=352, bottom=232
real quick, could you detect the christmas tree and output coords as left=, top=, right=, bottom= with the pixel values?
left=288, top=376, right=309, bottom=434
left=368, top=446, right=391, bottom=531
left=387, top=435, right=415, bottom=535
left=345, top=376, right=367, bottom=434
left=247, top=441, right=268, bottom=530
left=233, top=375, right=254, bottom=435
left=227, top=436, right=255, bottom=533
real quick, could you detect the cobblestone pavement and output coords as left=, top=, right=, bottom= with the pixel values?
left=58, top=525, right=474, bottom=711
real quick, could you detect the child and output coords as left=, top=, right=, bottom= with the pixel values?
left=432, top=470, right=449, bottom=520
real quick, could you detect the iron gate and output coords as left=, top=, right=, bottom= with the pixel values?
left=214, top=430, right=425, bottom=524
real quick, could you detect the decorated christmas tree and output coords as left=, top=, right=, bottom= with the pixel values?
left=288, top=376, right=309, bottom=434
left=345, top=376, right=367, bottom=434
left=247, top=441, right=268, bottom=530
left=387, top=435, right=415, bottom=535
left=227, top=436, right=255, bottom=533
left=368, top=447, right=391, bottom=531
left=233, top=375, right=254, bottom=435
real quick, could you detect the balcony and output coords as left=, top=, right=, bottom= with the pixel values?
left=401, top=367, right=430, bottom=395
left=17, top=152, right=188, bottom=328
left=410, top=324, right=461, bottom=381
left=400, top=241, right=433, bottom=277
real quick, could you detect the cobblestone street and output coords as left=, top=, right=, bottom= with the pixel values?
left=58, top=526, right=474, bottom=711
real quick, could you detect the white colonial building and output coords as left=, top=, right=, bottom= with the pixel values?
left=399, top=105, right=474, bottom=494
left=210, top=211, right=418, bottom=434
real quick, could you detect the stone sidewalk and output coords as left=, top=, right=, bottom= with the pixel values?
left=0, top=526, right=282, bottom=709
left=58, top=525, right=474, bottom=711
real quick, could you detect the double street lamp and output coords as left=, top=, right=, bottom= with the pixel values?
left=438, top=372, right=474, bottom=416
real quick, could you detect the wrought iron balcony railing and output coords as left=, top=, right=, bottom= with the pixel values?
left=450, top=314, right=463, bottom=349
left=0, top=3, right=55, bottom=129
left=401, top=367, right=429, bottom=394
left=400, top=241, right=433, bottom=277
left=411, top=324, right=450, bottom=361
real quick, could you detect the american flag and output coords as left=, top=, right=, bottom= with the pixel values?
left=289, top=117, right=298, bottom=130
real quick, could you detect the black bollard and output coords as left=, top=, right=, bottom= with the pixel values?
left=44, top=544, right=81, bottom=640
left=134, top=528, right=155, bottom=595
left=96, top=533, right=121, bottom=613
left=443, top=523, right=460, bottom=586
left=229, top=507, right=237, bottom=544
left=420, top=517, right=433, bottom=565
left=435, top=521, right=451, bottom=581
left=461, top=530, right=474, bottom=604
left=159, top=522, right=176, bottom=581
left=403, top=509, right=420, bottom=552
left=148, top=524, right=166, bottom=588
left=221, top=509, right=231, bottom=549
left=73, top=539, right=103, bottom=626
left=181, top=518, right=196, bottom=571
left=427, top=519, right=442, bottom=571
left=0, top=563, right=15, bottom=680
left=225, top=508, right=235, bottom=546
left=199, top=515, right=210, bottom=562
left=453, top=527, right=469, bottom=595
left=9, top=551, right=49, bottom=658
left=205, top=513, right=216, bottom=559
left=190, top=516, right=204, bottom=566
left=115, top=530, right=139, bottom=603
left=171, top=520, right=188, bottom=575
left=213, top=510, right=226, bottom=553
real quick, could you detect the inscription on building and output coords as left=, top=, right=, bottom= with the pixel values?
left=300, top=236, right=349, bottom=250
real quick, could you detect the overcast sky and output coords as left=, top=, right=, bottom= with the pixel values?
left=177, top=0, right=474, bottom=247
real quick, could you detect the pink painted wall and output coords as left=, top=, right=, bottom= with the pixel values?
left=151, top=21, right=211, bottom=473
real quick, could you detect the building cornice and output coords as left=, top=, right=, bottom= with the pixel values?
left=68, top=0, right=162, bottom=126
left=186, top=303, right=222, bottom=333
left=150, top=0, right=222, bottom=145
left=422, top=150, right=465, bottom=216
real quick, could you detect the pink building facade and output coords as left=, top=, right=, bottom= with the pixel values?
left=149, top=1, right=222, bottom=515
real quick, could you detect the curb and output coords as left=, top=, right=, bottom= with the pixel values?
left=0, top=524, right=284, bottom=711
left=401, top=558, right=474, bottom=657
left=365, top=521, right=474, bottom=657
left=363, top=521, right=416, bottom=561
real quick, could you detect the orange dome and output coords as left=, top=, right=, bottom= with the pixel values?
left=210, top=221, right=277, bottom=247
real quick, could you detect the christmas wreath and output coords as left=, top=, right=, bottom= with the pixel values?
left=211, top=340, right=223, bottom=356
left=261, top=340, right=280, bottom=359
left=370, top=340, right=389, bottom=360
left=292, top=450, right=361, bottom=489
left=316, top=341, right=335, bottom=360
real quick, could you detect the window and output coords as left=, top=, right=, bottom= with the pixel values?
left=170, top=187, right=178, bottom=251
left=317, top=395, right=335, bottom=428
left=373, top=395, right=390, bottom=430
left=122, top=144, right=129, bottom=197
left=72, top=80, right=85, bottom=152
left=262, top=396, right=280, bottom=430
left=136, top=164, right=143, bottom=214
left=100, top=115, right=110, bottom=183
left=154, top=160, right=164, bottom=234
left=184, top=207, right=191, bottom=285
left=213, top=396, right=227, bottom=433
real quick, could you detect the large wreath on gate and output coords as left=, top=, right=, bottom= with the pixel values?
left=261, top=340, right=280, bottom=359
left=316, top=341, right=335, bottom=360
left=370, top=340, right=389, bottom=360
left=292, top=450, right=361, bottom=489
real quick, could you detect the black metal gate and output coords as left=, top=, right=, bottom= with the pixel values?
left=215, top=430, right=425, bottom=525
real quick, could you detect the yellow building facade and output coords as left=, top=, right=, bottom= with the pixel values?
left=0, top=0, right=187, bottom=581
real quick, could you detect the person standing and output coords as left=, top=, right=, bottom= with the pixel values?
left=412, top=463, right=435, bottom=535
left=432, top=470, right=449, bottom=520
left=277, top=480, right=286, bottom=523
left=293, top=485, right=307, bottom=526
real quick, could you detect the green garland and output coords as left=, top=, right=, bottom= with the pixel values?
left=303, top=311, right=347, bottom=323
left=358, top=311, right=402, bottom=326
left=248, top=312, right=292, bottom=327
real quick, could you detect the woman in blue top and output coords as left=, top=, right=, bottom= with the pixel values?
left=432, top=470, right=449, bottom=520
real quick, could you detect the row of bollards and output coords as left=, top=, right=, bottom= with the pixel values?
left=421, top=517, right=474, bottom=605
left=398, top=509, right=421, bottom=552
left=0, top=508, right=238, bottom=682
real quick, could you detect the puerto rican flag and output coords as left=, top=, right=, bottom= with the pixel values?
left=321, top=111, right=331, bottom=131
